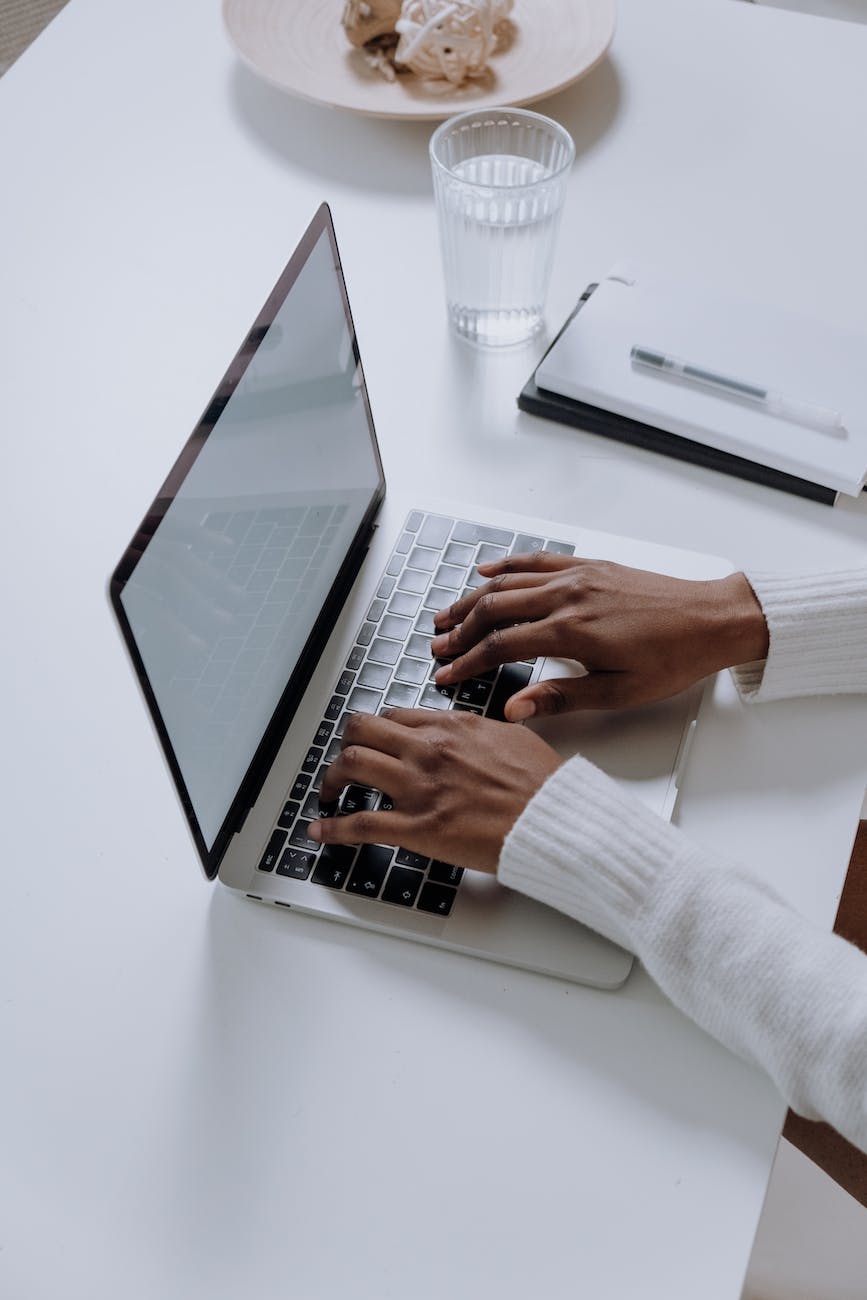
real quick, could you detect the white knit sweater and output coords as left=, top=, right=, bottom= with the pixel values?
left=499, top=567, right=867, bottom=1151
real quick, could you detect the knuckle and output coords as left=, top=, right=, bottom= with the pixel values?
left=342, top=713, right=365, bottom=744
left=542, top=683, right=570, bottom=715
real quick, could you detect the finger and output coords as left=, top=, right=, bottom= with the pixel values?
left=338, top=710, right=415, bottom=759
left=434, top=623, right=555, bottom=686
left=505, top=674, right=626, bottom=720
left=433, top=571, right=550, bottom=632
left=309, top=808, right=413, bottom=849
left=477, top=551, right=583, bottom=577
left=431, top=586, right=555, bottom=661
left=318, top=745, right=406, bottom=805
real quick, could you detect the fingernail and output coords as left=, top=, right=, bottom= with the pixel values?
left=509, top=698, right=536, bottom=721
left=430, top=634, right=448, bottom=654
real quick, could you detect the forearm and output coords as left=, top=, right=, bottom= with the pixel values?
left=499, top=757, right=867, bottom=1152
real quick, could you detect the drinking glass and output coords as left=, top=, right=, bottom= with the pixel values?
left=429, top=107, right=575, bottom=348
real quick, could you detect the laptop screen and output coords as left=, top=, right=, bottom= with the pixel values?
left=112, top=206, right=384, bottom=869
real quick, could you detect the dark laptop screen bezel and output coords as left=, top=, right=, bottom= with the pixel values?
left=109, top=203, right=386, bottom=879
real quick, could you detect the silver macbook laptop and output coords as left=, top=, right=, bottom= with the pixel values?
left=109, top=204, right=730, bottom=989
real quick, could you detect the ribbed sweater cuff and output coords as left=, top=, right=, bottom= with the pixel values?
left=498, top=754, right=691, bottom=951
left=731, top=567, right=867, bottom=702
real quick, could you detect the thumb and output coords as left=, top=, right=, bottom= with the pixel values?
left=505, top=674, right=623, bottom=720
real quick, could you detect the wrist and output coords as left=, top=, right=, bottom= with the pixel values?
left=708, top=573, right=770, bottom=668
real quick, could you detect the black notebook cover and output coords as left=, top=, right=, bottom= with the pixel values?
left=518, top=288, right=838, bottom=507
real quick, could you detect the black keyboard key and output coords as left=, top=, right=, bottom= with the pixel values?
left=276, top=847, right=315, bottom=880
left=324, top=737, right=343, bottom=763
left=420, top=683, right=453, bottom=710
left=456, top=679, right=492, bottom=708
left=277, top=799, right=302, bottom=829
left=311, top=763, right=330, bottom=794
left=378, top=793, right=395, bottom=812
left=486, top=663, right=533, bottom=721
left=396, top=848, right=430, bottom=871
left=313, top=720, right=333, bottom=748
left=454, top=703, right=483, bottom=714
left=301, top=792, right=322, bottom=821
left=289, top=821, right=320, bottom=851
left=428, top=861, right=464, bottom=886
left=336, top=669, right=356, bottom=696
left=452, top=521, right=514, bottom=547
left=325, top=695, right=343, bottom=722
left=258, top=828, right=287, bottom=872
left=347, top=686, right=383, bottom=714
left=382, top=866, right=425, bottom=908
left=417, top=882, right=457, bottom=916
left=340, top=785, right=379, bottom=815
left=417, top=515, right=454, bottom=549
left=335, top=711, right=352, bottom=738
left=347, top=645, right=366, bottom=671
left=346, top=845, right=393, bottom=898
left=301, top=747, right=323, bottom=774
left=311, top=845, right=356, bottom=889
left=289, top=774, right=310, bottom=801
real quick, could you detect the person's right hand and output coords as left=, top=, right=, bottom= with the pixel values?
left=430, top=553, right=769, bottom=719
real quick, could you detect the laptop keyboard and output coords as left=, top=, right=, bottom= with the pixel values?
left=256, top=511, right=575, bottom=918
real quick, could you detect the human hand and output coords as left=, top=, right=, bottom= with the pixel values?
left=307, top=708, right=562, bottom=874
left=430, top=554, right=769, bottom=719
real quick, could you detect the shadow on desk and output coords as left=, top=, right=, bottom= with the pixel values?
left=226, top=57, right=622, bottom=196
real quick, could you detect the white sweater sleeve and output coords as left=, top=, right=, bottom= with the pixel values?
left=731, top=566, right=867, bottom=700
left=498, top=566, right=867, bottom=1150
left=499, top=757, right=867, bottom=1152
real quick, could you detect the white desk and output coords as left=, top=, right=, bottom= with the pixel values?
left=2, top=2, right=867, bottom=1297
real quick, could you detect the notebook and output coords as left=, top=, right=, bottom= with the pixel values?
left=109, top=205, right=732, bottom=989
left=524, top=263, right=867, bottom=505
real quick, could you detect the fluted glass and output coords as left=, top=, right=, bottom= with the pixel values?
left=430, top=108, right=575, bottom=348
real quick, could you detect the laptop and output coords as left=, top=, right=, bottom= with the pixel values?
left=109, top=203, right=731, bottom=990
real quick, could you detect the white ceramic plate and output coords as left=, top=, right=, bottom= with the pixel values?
left=223, top=0, right=616, bottom=120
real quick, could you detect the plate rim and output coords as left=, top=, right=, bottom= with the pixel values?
left=223, top=0, right=617, bottom=121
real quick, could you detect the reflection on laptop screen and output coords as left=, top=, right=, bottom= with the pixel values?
left=120, top=229, right=382, bottom=848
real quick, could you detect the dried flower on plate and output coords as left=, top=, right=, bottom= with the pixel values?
left=341, top=0, right=403, bottom=47
left=395, top=0, right=514, bottom=85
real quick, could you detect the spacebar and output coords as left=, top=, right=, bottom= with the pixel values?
left=486, top=663, right=533, bottom=721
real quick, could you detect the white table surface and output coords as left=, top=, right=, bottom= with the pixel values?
left=2, top=1, right=867, bottom=1297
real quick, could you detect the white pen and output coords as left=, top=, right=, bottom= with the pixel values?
left=630, top=345, right=845, bottom=435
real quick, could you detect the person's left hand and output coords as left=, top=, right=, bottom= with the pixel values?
left=308, top=708, right=562, bottom=873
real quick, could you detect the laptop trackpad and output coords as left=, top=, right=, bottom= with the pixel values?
left=525, top=657, right=698, bottom=817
